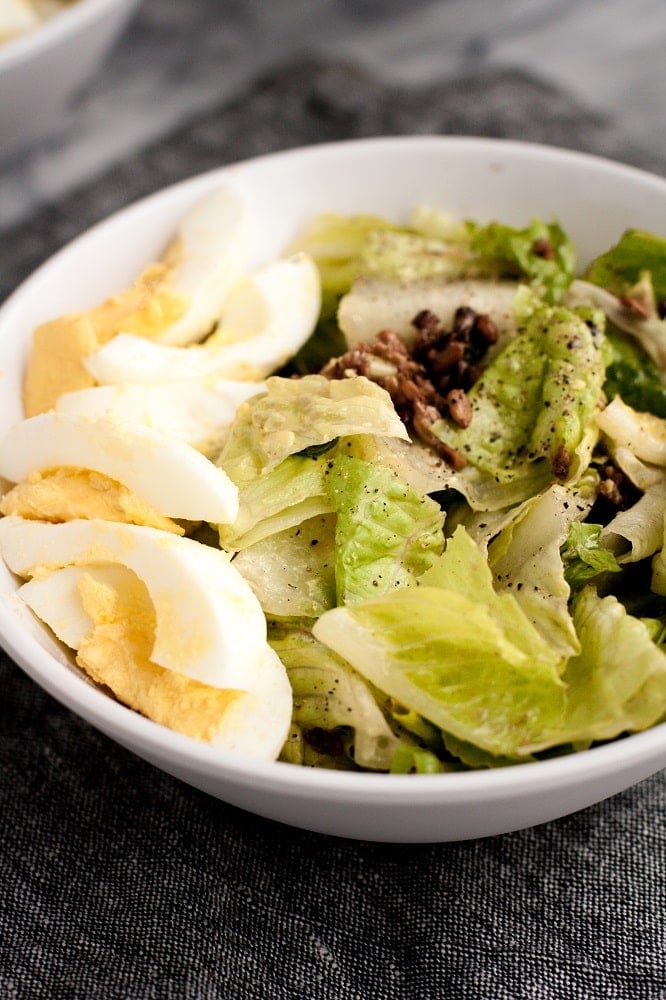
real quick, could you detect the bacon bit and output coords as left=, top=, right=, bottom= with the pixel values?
left=412, top=400, right=467, bottom=470
left=445, top=388, right=473, bottom=428
left=321, top=305, right=498, bottom=469
left=619, top=294, right=651, bottom=319
left=532, top=237, right=556, bottom=260
left=552, top=444, right=571, bottom=480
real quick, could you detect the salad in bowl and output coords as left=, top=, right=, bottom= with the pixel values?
left=0, top=137, right=665, bottom=841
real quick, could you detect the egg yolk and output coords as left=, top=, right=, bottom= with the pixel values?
left=76, top=571, right=243, bottom=743
left=0, top=467, right=185, bottom=535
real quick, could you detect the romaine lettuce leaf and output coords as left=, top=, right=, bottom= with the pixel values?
left=217, top=374, right=409, bottom=485
left=389, top=745, right=447, bottom=774
left=270, top=621, right=406, bottom=771
left=313, top=527, right=566, bottom=758
left=561, top=522, right=621, bottom=594
left=359, top=229, right=480, bottom=283
left=585, top=228, right=666, bottom=302
left=324, top=455, right=445, bottom=605
left=602, top=326, right=666, bottom=418
left=595, top=396, right=666, bottom=467
left=527, top=587, right=666, bottom=751
left=601, top=481, right=666, bottom=563
left=232, top=514, right=336, bottom=617
left=488, top=481, right=598, bottom=659
left=217, top=453, right=334, bottom=550
left=469, top=218, right=576, bottom=303
left=337, top=276, right=519, bottom=349
left=422, top=524, right=569, bottom=670
left=432, top=294, right=606, bottom=483
left=284, top=213, right=404, bottom=375
left=287, top=212, right=403, bottom=308
left=567, top=277, right=666, bottom=372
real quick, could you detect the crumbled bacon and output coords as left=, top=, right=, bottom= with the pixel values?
left=320, top=305, right=499, bottom=467
left=532, top=237, right=556, bottom=260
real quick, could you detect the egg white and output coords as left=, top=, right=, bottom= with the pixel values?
left=85, top=253, right=321, bottom=385
left=55, top=376, right=265, bottom=456
left=154, top=185, right=251, bottom=347
left=0, top=412, right=239, bottom=524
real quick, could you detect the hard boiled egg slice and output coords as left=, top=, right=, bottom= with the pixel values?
left=18, top=563, right=292, bottom=760
left=55, top=377, right=265, bottom=457
left=18, top=563, right=130, bottom=650
left=205, top=251, right=322, bottom=378
left=0, top=516, right=272, bottom=691
left=155, top=185, right=250, bottom=346
left=0, top=412, right=238, bottom=524
left=85, top=252, right=321, bottom=385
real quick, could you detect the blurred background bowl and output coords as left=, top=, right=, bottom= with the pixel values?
left=0, top=0, right=141, bottom=161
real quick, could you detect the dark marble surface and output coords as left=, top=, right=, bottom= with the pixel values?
left=1, top=0, right=666, bottom=232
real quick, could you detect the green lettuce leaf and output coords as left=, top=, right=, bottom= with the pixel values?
left=287, top=212, right=402, bottom=307
left=422, top=524, right=569, bottom=670
left=217, top=453, right=334, bottom=550
left=231, top=514, right=336, bottom=617
left=487, top=481, right=598, bottom=659
left=313, top=527, right=566, bottom=758
left=601, top=481, right=666, bottom=563
left=561, top=522, right=622, bottom=594
left=527, top=587, right=666, bottom=751
left=324, top=455, right=445, bottom=606
left=469, top=218, right=576, bottom=303
left=359, top=229, right=480, bottom=283
left=284, top=213, right=404, bottom=375
left=603, top=326, right=666, bottom=418
left=585, top=228, right=666, bottom=303
left=389, top=745, right=447, bottom=774
left=270, top=620, right=407, bottom=771
left=432, top=293, right=606, bottom=483
left=217, top=374, right=409, bottom=485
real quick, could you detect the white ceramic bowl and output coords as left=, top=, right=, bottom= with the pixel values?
left=0, top=0, right=141, bottom=160
left=1, top=136, right=665, bottom=843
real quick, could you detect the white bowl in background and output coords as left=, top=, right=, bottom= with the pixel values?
left=0, top=136, right=665, bottom=843
left=0, top=0, right=141, bottom=160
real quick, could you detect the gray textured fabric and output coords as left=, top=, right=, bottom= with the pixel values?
left=0, top=60, right=665, bottom=1000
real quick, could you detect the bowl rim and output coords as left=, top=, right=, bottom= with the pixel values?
left=1, top=133, right=665, bottom=805
left=0, top=0, right=139, bottom=72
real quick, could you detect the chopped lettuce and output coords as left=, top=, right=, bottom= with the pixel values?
left=488, top=481, right=598, bottom=659
left=527, top=587, right=666, bottom=751
left=284, top=213, right=404, bottom=374
left=270, top=621, right=407, bottom=771
left=561, top=522, right=622, bottom=594
left=217, top=374, right=409, bottom=485
left=585, top=228, right=666, bottom=303
left=389, top=745, right=447, bottom=774
left=432, top=293, right=606, bottom=482
left=602, top=326, right=666, bottom=418
left=595, top=396, right=666, bottom=467
left=567, top=277, right=666, bottom=372
left=359, top=229, right=480, bottom=283
left=232, top=515, right=336, bottom=618
left=324, top=455, right=445, bottom=605
left=287, top=212, right=403, bottom=308
left=313, top=527, right=566, bottom=759
left=218, top=453, right=334, bottom=550
left=601, top=481, right=666, bottom=563
left=469, top=218, right=576, bottom=304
